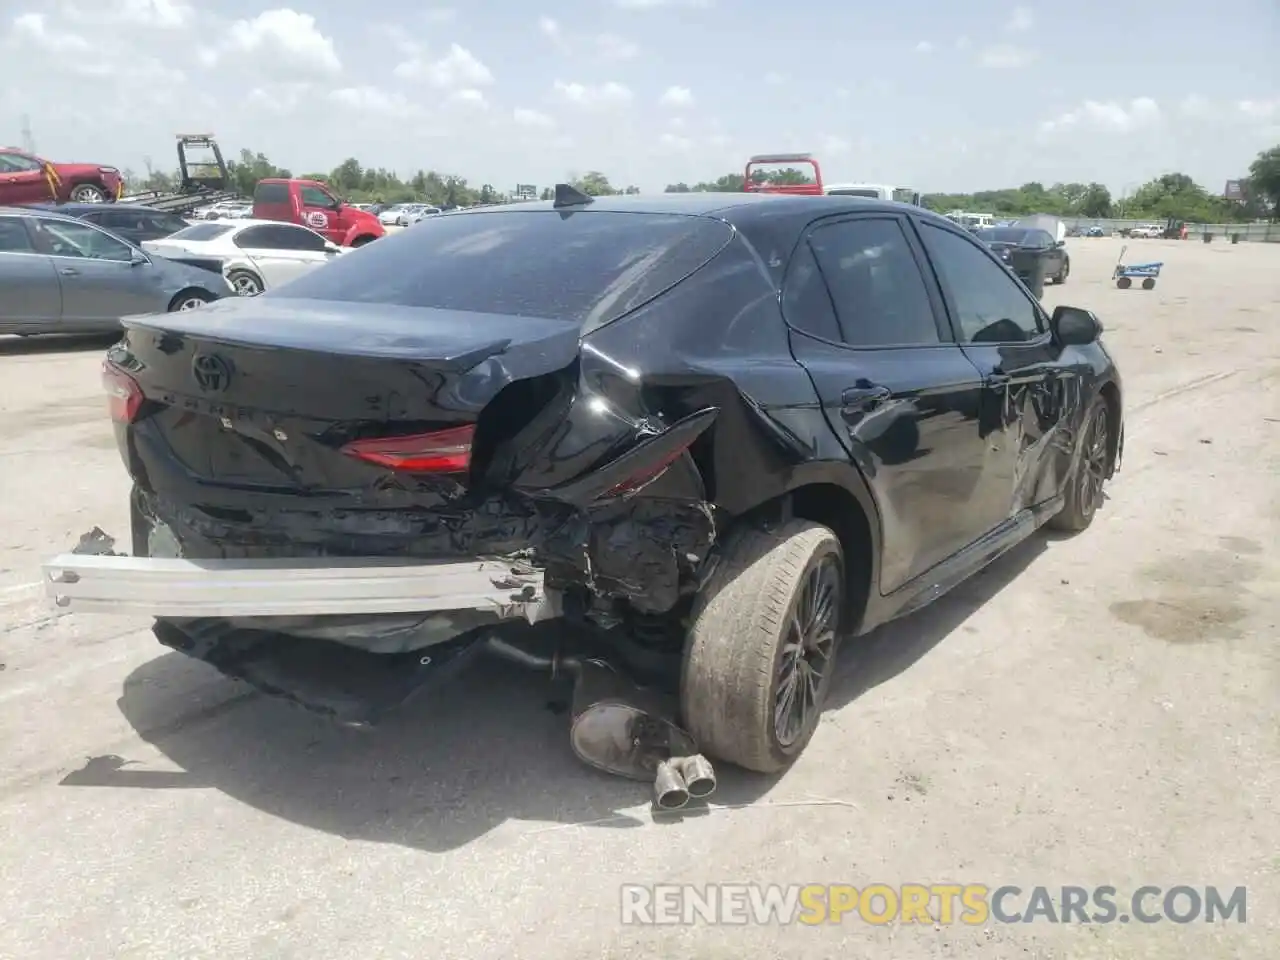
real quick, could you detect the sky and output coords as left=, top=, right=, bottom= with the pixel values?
left=1, top=0, right=1277, bottom=196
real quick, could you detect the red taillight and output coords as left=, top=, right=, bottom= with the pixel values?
left=102, top=361, right=143, bottom=423
left=600, top=441, right=694, bottom=499
left=341, top=424, right=475, bottom=473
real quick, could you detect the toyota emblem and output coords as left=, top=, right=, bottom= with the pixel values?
left=192, top=353, right=232, bottom=393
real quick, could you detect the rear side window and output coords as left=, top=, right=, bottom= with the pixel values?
left=0, top=216, right=33, bottom=252
left=806, top=218, right=942, bottom=346
left=253, top=182, right=290, bottom=204
left=272, top=210, right=734, bottom=332
left=168, top=223, right=235, bottom=242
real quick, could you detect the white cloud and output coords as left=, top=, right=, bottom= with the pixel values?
left=658, top=132, right=693, bottom=151
left=915, top=40, right=934, bottom=54
left=763, top=71, right=787, bottom=85
left=539, top=16, right=563, bottom=42
left=57, top=0, right=193, bottom=29
left=513, top=107, right=555, bottom=128
left=552, top=80, right=633, bottom=107
left=396, top=43, right=493, bottom=87
left=980, top=44, right=1036, bottom=68
left=222, top=9, right=341, bottom=75
left=956, top=35, right=971, bottom=49
left=1006, top=6, right=1034, bottom=32
left=1237, top=99, right=1279, bottom=120
left=12, top=12, right=90, bottom=51
left=451, top=88, right=488, bottom=108
left=660, top=85, right=694, bottom=107
left=1040, top=97, right=1161, bottom=133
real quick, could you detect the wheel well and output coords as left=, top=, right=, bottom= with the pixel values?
left=1099, top=381, right=1121, bottom=475
left=350, top=234, right=376, bottom=247
left=787, top=483, right=873, bottom=631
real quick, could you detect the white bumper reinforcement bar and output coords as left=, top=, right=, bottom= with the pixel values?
left=42, top=554, right=547, bottom=619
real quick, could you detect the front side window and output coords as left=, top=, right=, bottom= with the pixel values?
left=0, top=152, right=43, bottom=173
left=919, top=222, right=1045, bottom=343
left=300, top=186, right=336, bottom=208
left=32, top=218, right=133, bottom=262
left=806, top=217, right=942, bottom=347
left=273, top=210, right=734, bottom=333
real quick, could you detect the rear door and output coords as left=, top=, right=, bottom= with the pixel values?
left=28, top=216, right=159, bottom=324
left=0, top=214, right=62, bottom=329
left=915, top=218, right=1076, bottom=514
left=233, top=224, right=332, bottom=288
left=782, top=212, right=1004, bottom=593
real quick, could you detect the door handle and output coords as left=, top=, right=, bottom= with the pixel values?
left=987, top=373, right=1011, bottom=388
left=840, top=384, right=891, bottom=413
left=59, top=267, right=80, bottom=276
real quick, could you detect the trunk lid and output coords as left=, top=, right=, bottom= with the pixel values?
left=116, top=296, right=581, bottom=494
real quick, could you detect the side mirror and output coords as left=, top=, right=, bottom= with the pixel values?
left=130, top=251, right=148, bottom=266
left=1051, top=306, right=1102, bottom=346
left=1055, top=239, right=1066, bottom=248
left=323, top=242, right=341, bottom=254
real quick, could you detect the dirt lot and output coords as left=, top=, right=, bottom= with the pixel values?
left=1, top=236, right=1277, bottom=959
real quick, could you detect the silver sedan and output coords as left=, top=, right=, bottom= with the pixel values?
left=0, top=206, right=234, bottom=336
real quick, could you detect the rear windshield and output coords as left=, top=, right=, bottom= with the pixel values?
left=272, top=209, right=734, bottom=331
left=168, top=223, right=235, bottom=242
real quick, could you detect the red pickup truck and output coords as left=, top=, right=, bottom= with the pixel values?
left=0, top=147, right=125, bottom=204
left=252, top=178, right=385, bottom=247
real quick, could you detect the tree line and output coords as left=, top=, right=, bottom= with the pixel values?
left=121, top=144, right=1280, bottom=223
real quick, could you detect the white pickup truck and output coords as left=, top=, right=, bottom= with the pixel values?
left=1127, top=224, right=1163, bottom=239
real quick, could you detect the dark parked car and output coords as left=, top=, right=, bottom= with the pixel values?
left=975, top=226, right=1070, bottom=295
left=25, top=203, right=192, bottom=246
left=0, top=206, right=233, bottom=335
left=48, top=192, right=1124, bottom=776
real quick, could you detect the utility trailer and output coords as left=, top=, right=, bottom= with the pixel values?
left=117, top=134, right=243, bottom=216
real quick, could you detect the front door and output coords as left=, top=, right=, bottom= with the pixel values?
left=915, top=219, right=1076, bottom=513
left=298, top=184, right=343, bottom=243
left=28, top=216, right=158, bottom=325
left=237, top=223, right=331, bottom=290
left=782, top=212, right=1004, bottom=593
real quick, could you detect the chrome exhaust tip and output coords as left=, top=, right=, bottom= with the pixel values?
left=675, top=754, right=716, bottom=800
left=653, top=759, right=690, bottom=810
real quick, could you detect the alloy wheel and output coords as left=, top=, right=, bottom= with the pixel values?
left=774, top=556, right=841, bottom=747
left=1079, top=406, right=1109, bottom=519
left=177, top=297, right=206, bottom=311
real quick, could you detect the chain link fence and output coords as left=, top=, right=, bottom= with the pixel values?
left=1060, top=217, right=1279, bottom=242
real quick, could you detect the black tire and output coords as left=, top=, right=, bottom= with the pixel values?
left=168, top=289, right=215, bottom=311
left=1048, top=396, right=1111, bottom=533
left=226, top=269, right=263, bottom=296
left=1141, top=277, right=1155, bottom=290
left=1056, top=257, right=1070, bottom=283
left=681, top=520, right=845, bottom=773
left=70, top=183, right=108, bottom=203
left=1117, top=276, right=1132, bottom=289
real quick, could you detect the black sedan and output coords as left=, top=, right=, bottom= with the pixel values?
left=56, top=191, right=1124, bottom=776
left=24, top=203, right=191, bottom=246
left=976, top=226, right=1070, bottom=295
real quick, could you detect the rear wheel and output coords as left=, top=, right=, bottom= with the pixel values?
left=1116, top=276, right=1132, bottom=289
left=169, top=289, right=214, bottom=312
left=70, top=183, right=108, bottom=203
left=226, top=269, right=263, bottom=296
left=681, top=520, right=844, bottom=773
left=1056, top=257, right=1070, bottom=283
left=1048, top=397, right=1110, bottom=533
left=1141, top=277, right=1155, bottom=290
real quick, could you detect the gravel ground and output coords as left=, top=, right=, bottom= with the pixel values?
left=1, top=236, right=1277, bottom=960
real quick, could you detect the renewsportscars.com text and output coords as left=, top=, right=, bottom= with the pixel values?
left=620, top=884, right=1247, bottom=926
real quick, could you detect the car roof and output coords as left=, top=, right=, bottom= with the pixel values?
left=0, top=204, right=88, bottom=223
left=452, top=191, right=916, bottom=223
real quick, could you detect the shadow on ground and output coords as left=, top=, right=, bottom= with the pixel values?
left=0, top=334, right=118, bottom=356
left=63, top=534, right=1051, bottom=852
